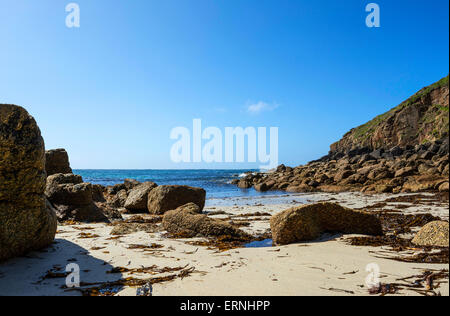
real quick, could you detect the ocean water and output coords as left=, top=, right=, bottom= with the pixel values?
left=74, top=169, right=293, bottom=203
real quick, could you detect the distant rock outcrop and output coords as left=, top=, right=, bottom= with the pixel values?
left=147, top=185, right=206, bottom=215
left=0, top=104, right=57, bottom=261
left=330, top=76, right=449, bottom=153
left=45, top=148, right=72, bottom=176
left=270, top=203, right=382, bottom=245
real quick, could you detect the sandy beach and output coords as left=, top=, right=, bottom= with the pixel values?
left=1, top=192, right=448, bottom=296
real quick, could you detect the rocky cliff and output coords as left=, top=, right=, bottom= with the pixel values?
left=330, top=76, right=449, bottom=154
left=234, top=76, right=449, bottom=195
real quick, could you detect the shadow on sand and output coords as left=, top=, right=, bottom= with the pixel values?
left=0, top=239, right=122, bottom=296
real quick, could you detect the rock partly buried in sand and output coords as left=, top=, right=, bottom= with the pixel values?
left=270, top=202, right=383, bottom=245
left=45, top=148, right=72, bottom=176
left=0, top=104, right=57, bottom=261
left=412, top=221, right=449, bottom=247
left=110, top=222, right=160, bottom=235
left=147, top=185, right=206, bottom=215
left=124, top=181, right=158, bottom=212
left=163, top=203, right=248, bottom=239
left=45, top=173, right=107, bottom=222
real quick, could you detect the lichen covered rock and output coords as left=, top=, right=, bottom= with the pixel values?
left=147, top=185, right=206, bottom=215
left=162, top=203, right=248, bottom=239
left=270, top=202, right=382, bottom=245
left=0, top=104, right=57, bottom=261
left=45, top=148, right=72, bottom=176
left=412, top=221, right=449, bottom=247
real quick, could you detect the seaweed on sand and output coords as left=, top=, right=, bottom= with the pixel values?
left=375, top=212, right=441, bottom=235
left=106, top=264, right=190, bottom=275
left=186, top=232, right=273, bottom=252
left=368, top=269, right=449, bottom=296
left=346, top=211, right=448, bottom=264
left=127, top=243, right=164, bottom=250
left=383, top=193, right=449, bottom=205
left=65, top=265, right=196, bottom=296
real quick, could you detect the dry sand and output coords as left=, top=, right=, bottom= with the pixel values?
left=0, top=192, right=448, bottom=296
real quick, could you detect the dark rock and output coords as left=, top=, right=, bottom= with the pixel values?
left=254, top=182, right=269, bottom=192
left=45, top=173, right=107, bottom=222
left=45, top=149, right=72, bottom=176
left=437, top=139, right=449, bottom=156
left=382, top=152, right=394, bottom=160
left=124, top=179, right=141, bottom=191
left=358, top=154, right=375, bottom=164
left=420, top=151, right=434, bottom=160
left=369, top=149, right=384, bottom=160
left=276, top=164, right=287, bottom=172
left=108, top=189, right=128, bottom=208
left=92, top=184, right=106, bottom=202
left=395, top=167, right=416, bottom=178
left=106, top=183, right=127, bottom=195
left=390, top=146, right=403, bottom=156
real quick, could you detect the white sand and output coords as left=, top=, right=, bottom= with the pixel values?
left=0, top=192, right=448, bottom=296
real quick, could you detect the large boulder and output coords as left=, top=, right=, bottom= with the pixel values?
left=270, top=202, right=382, bottom=245
left=147, top=185, right=206, bottom=215
left=45, top=148, right=72, bottom=176
left=124, top=182, right=158, bottom=212
left=412, top=221, right=449, bottom=247
left=45, top=173, right=107, bottom=222
left=0, top=104, right=57, bottom=261
left=162, top=203, right=248, bottom=238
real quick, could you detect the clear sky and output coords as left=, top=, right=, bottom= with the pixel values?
left=1, top=0, right=448, bottom=169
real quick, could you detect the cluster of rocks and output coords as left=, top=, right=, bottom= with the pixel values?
left=104, top=182, right=206, bottom=215
left=45, top=173, right=111, bottom=222
left=42, top=146, right=208, bottom=223
left=235, top=138, right=449, bottom=194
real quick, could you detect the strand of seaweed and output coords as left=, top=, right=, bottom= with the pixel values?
left=368, top=269, right=448, bottom=296
left=63, top=265, right=196, bottom=296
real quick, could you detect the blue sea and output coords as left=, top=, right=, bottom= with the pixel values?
left=74, top=169, right=294, bottom=204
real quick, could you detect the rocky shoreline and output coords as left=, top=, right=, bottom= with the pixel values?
left=234, top=138, right=449, bottom=194
left=234, top=76, right=449, bottom=195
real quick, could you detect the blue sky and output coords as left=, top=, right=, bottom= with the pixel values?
left=0, top=0, right=448, bottom=169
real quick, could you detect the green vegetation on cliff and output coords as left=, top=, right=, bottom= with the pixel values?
left=331, top=75, right=449, bottom=152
